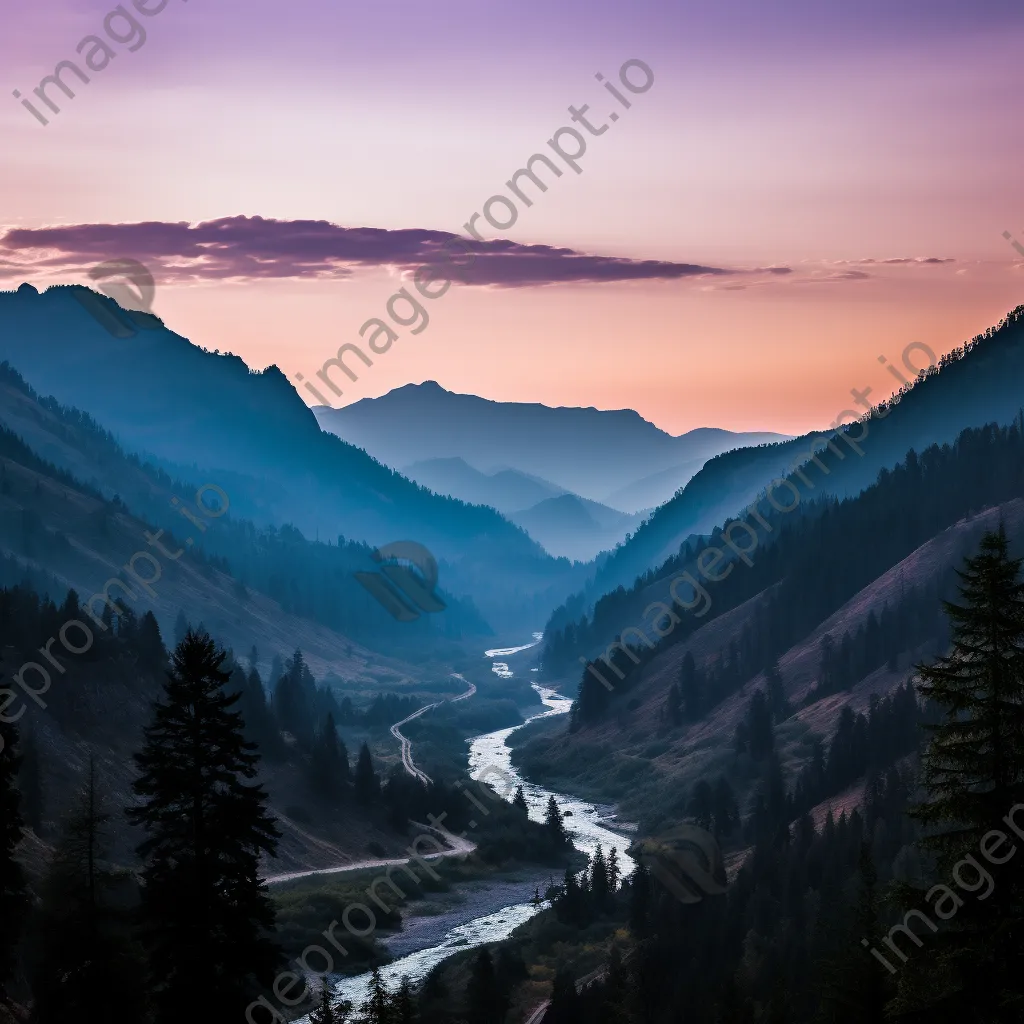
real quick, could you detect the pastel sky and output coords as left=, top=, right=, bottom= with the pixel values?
left=2, top=0, right=1024, bottom=435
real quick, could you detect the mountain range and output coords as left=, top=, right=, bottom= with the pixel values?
left=314, top=383, right=789, bottom=513
left=0, top=284, right=591, bottom=633
left=400, top=457, right=647, bottom=561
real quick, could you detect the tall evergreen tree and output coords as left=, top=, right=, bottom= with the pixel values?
left=310, top=713, right=350, bottom=800
left=127, top=630, right=282, bottom=1023
left=545, top=795, right=569, bottom=848
left=629, top=860, right=651, bottom=934
left=354, top=742, right=380, bottom=805
left=136, top=610, right=167, bottom=674
left=310, top=977, right=351, bottom=1023
left=678, top=650, right=700, bottom=718
left=467, top=948, right=507, bottom=1024
left=607, top=847, right=621, bottom=893
left=512, top=785, right=529, bottom=815
left=392, top=977, right=415, bottom=1024
left=0, top=716, right=26, bottom=1002
left=896, top=528, right=1024, bottom=1019
left=32, top=759, right=148, bottom=1023
left=358, top=967, right=393, bottom=1024
left=590, top=844, right=610, bottom=911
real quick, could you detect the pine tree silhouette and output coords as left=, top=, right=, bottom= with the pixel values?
left=895, top=528, right=1024, bottom=1018
left=0, top=715, right=26, bottom=1001
left=128, top=629, right=282, bottom=1023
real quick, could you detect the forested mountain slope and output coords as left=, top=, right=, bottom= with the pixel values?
left=526, top=419, right=1024, bottom=825
left=0, top=284, right=584, bottom=632
left=545, top=305, right=1024, bottom=642
left=0, top=362, right=492, bottom=653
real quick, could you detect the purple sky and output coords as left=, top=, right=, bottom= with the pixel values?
left=2, top=0, right=1023, bottom=433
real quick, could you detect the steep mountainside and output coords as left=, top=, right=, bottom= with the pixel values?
left=522, top=418, right=1024, bottom=833
left=0, top=284, right=584, bottom=632
left=315, top=380, right=788, bottom=508
left=554, top=305, right=1024, bottom=620
left=0, top=362, right=494, bottom=653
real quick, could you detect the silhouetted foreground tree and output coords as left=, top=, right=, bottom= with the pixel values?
left=32, top=759, right=147, bottom=1023
left=892, top=527, right=1024, bottom=1020
left=128, top=629, right=282, bottom=1023
left=0, top=716, right=26, bottom=1003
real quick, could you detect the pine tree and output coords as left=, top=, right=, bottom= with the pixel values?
left=136, top=610, right=167, bottom=673
left=629, top=860, right=651, bottom=933
left=0, top=716, right=26, bottom=1001
left=679, top=650, right=703, bottom=720
left=127, top=630, right=282, bottom=1023
left=817, top=844, right=891, bottom=1023
left=467, top=948, right=507, bottom=1024
left=590, top=844, right=610, bottom=911
left=310, top=977, right=351, bottom=1023
left=392, top=977, right=415, bottom=1024
left=512, top=785, right=529, bottom=814
left=666, top=681, right=683, bottom=726
left=897, top=529, right=1024, bottom=1019
left=358, top=967, right=393, bottom=1024
left=354, top=742, right=380, bottom=805
left=274, top=649, right=316, bottom=746
left=607, top=847, right=621, bottom=893
left=545, top=795, right=569, bottom=847
left=310, top=713, right=350, bottom=800
left=32, top=759, right=148, bottom=1023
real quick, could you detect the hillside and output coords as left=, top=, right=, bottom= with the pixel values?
left=0, top=362, right=494, bottom=655
left=0, top=284, right=584, bottom=633
left=520, top=417, right=1024, bottom=833
left=509, top=494, right=645, bottom=563
left=547, top=305, right=1024, bottom=636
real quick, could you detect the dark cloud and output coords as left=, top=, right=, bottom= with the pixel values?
left=0, top=216, right=778, bottom=288
left=852, top=256, right=955, bottom=265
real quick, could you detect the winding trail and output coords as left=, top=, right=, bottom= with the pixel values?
left=265, top=822, right=476, bottom=886
left=390, top=702, right=440, bottom=784
left=390, top=673, right=477, bottom=785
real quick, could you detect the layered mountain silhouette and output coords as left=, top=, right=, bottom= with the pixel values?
left=402, top=457, right=567, bottom=514
left=573, top=306, right=1024, bottom=603
left=401, top=457, right=645, bottom=560
left=315, top=382, right=788, bottom=512
left=509, top=494, right=645, bottom=563
left=0, top=284, right=590, bottom=632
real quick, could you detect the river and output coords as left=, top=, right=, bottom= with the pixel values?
left=324, top=637, right=636, bottom=1011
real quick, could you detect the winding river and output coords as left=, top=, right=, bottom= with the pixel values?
left=325, top=637, right=636, bottom=1010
